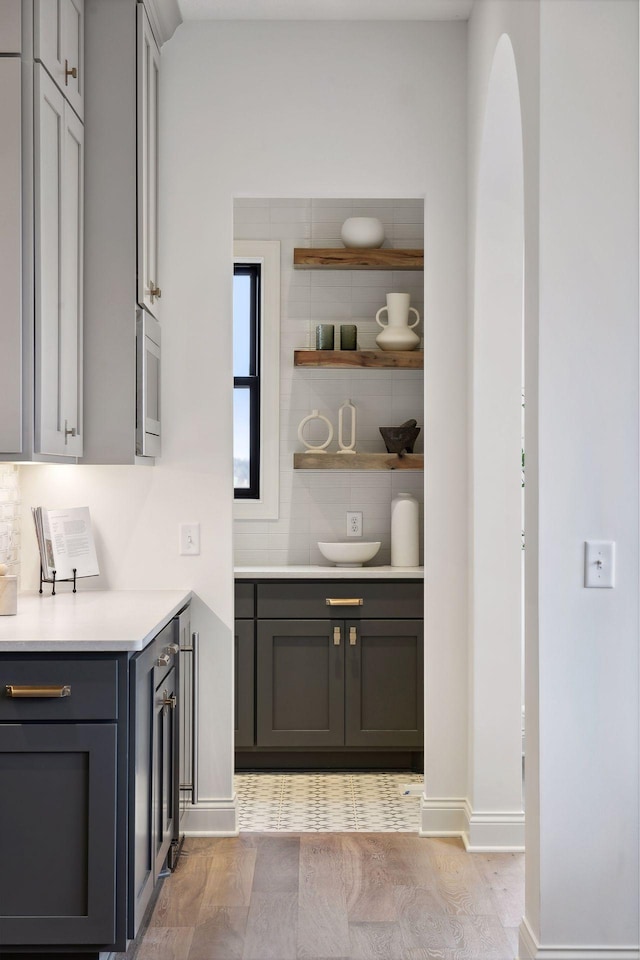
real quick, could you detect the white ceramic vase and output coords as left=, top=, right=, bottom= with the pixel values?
left=375, top=292, right=421, bottom=351
left=391, top=492, right=420, bottom=567
left=341, top=217, right=385, bottom=249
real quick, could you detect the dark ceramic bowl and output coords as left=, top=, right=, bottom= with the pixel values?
left=379, top=425, right=421, bottom=455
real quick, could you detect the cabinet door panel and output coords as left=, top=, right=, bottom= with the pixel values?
left=34, top=0, right=84, bottom=119
left=0, top=59, right=23, bottom=452
left=235, top=619, right=255, bottom=747
left=137, top=4, right=160, bottom=319
left=345, top=619, right=423, bottom=748
left=257, top=620, right=344, bottom=747
left=0, top=722, right=117, bottom=945
left=34, top=65, right=83, bottom=458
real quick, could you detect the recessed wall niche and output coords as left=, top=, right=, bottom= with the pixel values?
left=233, top=197, right=424, bottom=567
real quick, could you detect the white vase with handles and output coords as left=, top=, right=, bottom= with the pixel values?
left=375, top=293, right=421, bottom=351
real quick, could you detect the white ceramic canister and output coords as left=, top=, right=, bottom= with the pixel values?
left=340, top=217, right=385, bottom=249
left=0, top=566, right=17, bottom=615
left=391, top=492, right=420, bottom=567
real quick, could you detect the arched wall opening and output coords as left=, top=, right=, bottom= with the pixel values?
left=467, top=32, right=525, bottom=850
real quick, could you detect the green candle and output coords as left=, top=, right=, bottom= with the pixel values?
left=340, top=324, right=357, bottom=350
left=316, top=324, right=335, bottom=350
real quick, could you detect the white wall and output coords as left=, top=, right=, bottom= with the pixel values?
left=468, top=0, right=639, bottom=954
left=20, top=20, right=468, bottom=829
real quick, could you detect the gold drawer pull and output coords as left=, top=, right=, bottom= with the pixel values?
left=326, top=598, right=363, bottom=606
left=6, top=684, right=71, bottom=699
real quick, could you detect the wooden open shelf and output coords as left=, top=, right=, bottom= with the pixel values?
left=294, top=350, right=423, bottom=370
left=294, top=453, right=424, bottom=471
left=293, top=248, right=424, bottom=270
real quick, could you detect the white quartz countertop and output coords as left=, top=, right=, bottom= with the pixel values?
left=234, top=565, right=423, bottom=579
left=0, top=590, right=192, bottom=652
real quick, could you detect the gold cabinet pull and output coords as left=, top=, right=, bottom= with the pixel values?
left=149, top=282, right=162, bottom=303
left=333, top=626, right=341, bottom=646
left=326, top=598, right=364, bottom=607
left=349, top=626, right=357, bottom=646
left=64, top=60, right=77, bottom=83
left=6, top=684, right=71, bottom=698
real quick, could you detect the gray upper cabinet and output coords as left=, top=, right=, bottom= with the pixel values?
left=137, top=3, right=161, bottom=320
left=34, top=0, right=84, bottom=120
left=83, top=0, right=162, bottom=463
left=34, top=64, right=84, bottom=458
left=0, top=4, right=84, bottom=462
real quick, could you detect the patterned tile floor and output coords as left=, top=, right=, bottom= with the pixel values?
left=235, top=771, right=423, bottom=832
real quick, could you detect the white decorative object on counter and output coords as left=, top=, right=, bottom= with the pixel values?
left=391, top=492, right=420, bottom=567
left=340, top=217, right=385, bottom=249
left=0, top=563, right=17, bottom=616
left=297, top=409, right=334, bottom=453
left=375, top=293, right=421, bottom=351
left=318, top=541, right=381, bottom=567
left=337, top=399, right=357, bottom=454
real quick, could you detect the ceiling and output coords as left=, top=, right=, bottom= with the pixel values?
left=178, top=0, right=474, bottom=21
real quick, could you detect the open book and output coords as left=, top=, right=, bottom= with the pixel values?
left=32, top=506, right=100, bottom=581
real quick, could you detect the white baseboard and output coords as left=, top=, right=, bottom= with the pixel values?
left=179, top=795, right=238, bottom=835
left=519, top=917, right=640, bottom=959
left=420, top=796, right=525, bottom=852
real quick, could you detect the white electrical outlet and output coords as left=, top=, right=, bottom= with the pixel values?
left=346, top=511, right=362, bottom=537
left=179, top=523, right=200, bottom=556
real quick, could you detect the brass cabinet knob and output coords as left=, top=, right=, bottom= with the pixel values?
left=65, top=60, right=78, bottom=83
left=149, top=282, right=162, bottom=303
left=333, top=626, right=341, bottom=646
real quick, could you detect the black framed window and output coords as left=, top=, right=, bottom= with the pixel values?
left=233, top=264, right=261, bottom=499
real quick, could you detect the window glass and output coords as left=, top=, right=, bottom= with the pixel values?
left=233, top=272, right=252, bottom=378
left=233, top=387, right=251, bottom=490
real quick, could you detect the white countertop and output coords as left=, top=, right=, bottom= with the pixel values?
left=0, top=590, right=192, bottom=652
left=234, top=565, right=423, bottom=579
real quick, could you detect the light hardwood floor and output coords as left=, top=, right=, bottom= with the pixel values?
left=125, top=834, right=524, bottom=960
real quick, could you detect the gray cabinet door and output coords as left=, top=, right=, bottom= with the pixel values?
left=345, top=619, right=424, bottom=748
left=257, top=620, right=344, bottom=747
left=235, top=620, right=255, bottom=747
left=0, top=722, right=117, bottom=946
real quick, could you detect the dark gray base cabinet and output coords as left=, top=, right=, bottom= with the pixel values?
left=256, top=618, right=423, bottom=749
left=0, top=608, right=187, bottom=957
left=235, top=579, right=424, bottom=757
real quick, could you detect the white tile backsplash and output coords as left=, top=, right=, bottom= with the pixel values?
left=234, top=198, right=424, bottom=566
left=0, top=465, right=21, bottom=582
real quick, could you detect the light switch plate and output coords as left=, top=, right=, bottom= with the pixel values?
left=180, top=523, right=200, bottom=556
left=584, top=540, right=615, bottom=588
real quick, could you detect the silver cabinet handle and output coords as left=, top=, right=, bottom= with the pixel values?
left=166, top=643, right=180, bottom=655
left=156, top=653, right=170, bottom=667
left=326, top=598, right=364, bottom=606
left=160, top=691, right=177, bottom=709
left=6, top=684, right=71, bottom=698
left=333, top=626, right=341, bottom=646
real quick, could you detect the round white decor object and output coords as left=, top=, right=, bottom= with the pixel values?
left=391, top=492, right=420, bottom=567
left=340, top=217, right=385, bottom=249
left=297, top=409, right=334, bottom=453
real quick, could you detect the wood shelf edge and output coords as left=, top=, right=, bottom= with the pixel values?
left=293, top=453, right=424, bottom=471
left=294, top=350, right=423, bottom=370
left=293, top=248, right=424, bottom=270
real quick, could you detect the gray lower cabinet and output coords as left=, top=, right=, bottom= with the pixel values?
left=129, top=619, right=180, bottom=939
left=0, top=656, right=125, bottom=951
left=235, top=619, right=255, bottom=747
left=0, top=607, right=187, bottom=956
left=254, top=615, right=423, bottom=750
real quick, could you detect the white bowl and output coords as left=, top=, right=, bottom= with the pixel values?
left=340, top=217, right=385, bottom=249
left=317, top=541, right=381, bottom=567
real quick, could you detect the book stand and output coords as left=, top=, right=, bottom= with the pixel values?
left=39, top=566, right=77, bottom=596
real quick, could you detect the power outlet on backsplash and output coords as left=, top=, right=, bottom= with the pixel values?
left=347, top=512, right=363, bottom=538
